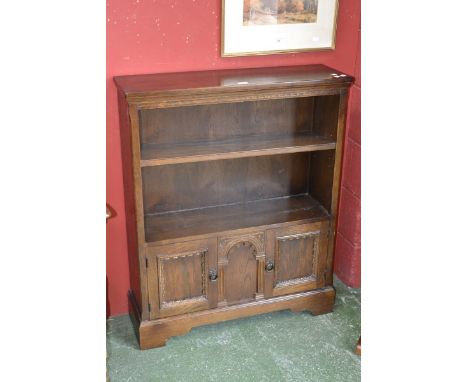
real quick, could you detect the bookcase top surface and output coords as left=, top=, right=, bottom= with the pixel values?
left=114, top=64, right=353, bottom=96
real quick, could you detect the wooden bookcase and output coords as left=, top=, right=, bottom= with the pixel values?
left=115, top=65, right=353, bottom=349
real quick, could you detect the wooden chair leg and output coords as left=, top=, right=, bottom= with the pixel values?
left=355, top=336, right=361, bottom=355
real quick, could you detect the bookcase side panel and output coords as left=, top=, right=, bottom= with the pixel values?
left=117, top=91, right=149, bottom=319
left=326, top=89, right=350, bottom=285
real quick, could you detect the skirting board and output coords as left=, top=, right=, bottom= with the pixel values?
left=129, top=286, right=336, bottom=350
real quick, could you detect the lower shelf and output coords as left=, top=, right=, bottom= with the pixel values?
left=144, top=194, right=329, bottom=243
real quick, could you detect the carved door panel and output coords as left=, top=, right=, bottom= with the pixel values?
left=146, top=238, right=217, bottom=319
left=218, top=232, right=266, bottom=307
left=264, top=221, right=329, bottom=298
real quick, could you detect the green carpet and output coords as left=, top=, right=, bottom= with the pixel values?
left=107, top=276, right=360, bottom=381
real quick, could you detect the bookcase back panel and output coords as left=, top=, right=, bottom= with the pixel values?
left=139, top=97, right=315, bottom=146
left=309, top=150, right=336, bottom=213
left=312, top=95, right=340, bottom=141
left=142, top=153, right=310, bottom=215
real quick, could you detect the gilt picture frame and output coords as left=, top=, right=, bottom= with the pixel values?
left=222, top=0, right=339, bottom=57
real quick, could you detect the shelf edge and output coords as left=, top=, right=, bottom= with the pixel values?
left=140, top=142, right=336, bottom=167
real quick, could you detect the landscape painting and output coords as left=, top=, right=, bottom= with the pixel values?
left=223, top=0, right=336, bottom=56
left=243, top=0, right=318, bottom=26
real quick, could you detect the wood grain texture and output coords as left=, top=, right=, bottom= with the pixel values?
left=114, top=65, right=353, bottom=108
left=309, top=149, right=336, bottom=213
left=137, top=286, right=336, bottom=349
left=146, top=238, right=217, bottom=319
left=115, top=65, right=353, bottom=94
left=218, top=232, right=265, bottom=306
left=116, top=64, right=352, bottom=349
left=139, top=97, right=315, bottom=146
left=140, top=133, right=335, bottom=166
left=356, top=336, right=361, bottom=355
left=144, top=195, right=329, bottom=244
left=142, top=153, right=310, bottom=215
left=264, top=222, right=329, bottom=298
left=223, top=242, right=258, bottom=305
left=312, top=94, right=340, bottom=140
left=159, top=252, right=205, bottom=302
left=324, top=90, right=350, bottom=286
left=117, top=90, right=144, bottom=314
left=276, top=232, right=318, bottom=283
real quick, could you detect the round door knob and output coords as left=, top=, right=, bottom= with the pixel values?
left=209, top=269, right=218, bottom=281
left=265, top=260, right=274, bottom=272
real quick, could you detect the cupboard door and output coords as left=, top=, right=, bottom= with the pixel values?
left=146, top=238, right=217, bottom=319
left=264, top=221, right=329, bottom=298
left=217, top=232, right=265, bottom=306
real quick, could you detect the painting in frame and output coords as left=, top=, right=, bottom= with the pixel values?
left=222, top=0, right=339, bottom=57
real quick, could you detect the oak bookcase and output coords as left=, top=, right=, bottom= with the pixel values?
left=115, top=65, right=353, bottom=349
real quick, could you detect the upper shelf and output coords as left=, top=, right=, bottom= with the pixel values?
left=140, top=132, right=335, bottom=167
left=114, top=65, right=354, bottom=107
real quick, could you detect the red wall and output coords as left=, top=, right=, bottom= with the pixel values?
left=107, top=0, right=361, bottom=316
left=334, top=28, right=361, bottom=287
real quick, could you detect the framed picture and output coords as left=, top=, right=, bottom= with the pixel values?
left=222, top=0, right=339, bottom=57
